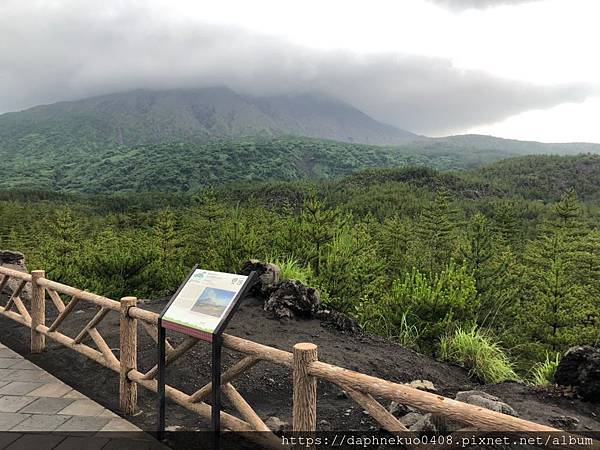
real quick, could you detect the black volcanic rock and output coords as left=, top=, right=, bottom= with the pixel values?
left=264, top=280, right=320, bottom=319
left=240, top=259, right=281, bottom=297
left=555, top=346, right=600, bottom=402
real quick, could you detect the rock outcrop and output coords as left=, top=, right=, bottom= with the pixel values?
left=387, top=401, right=414, bottom=417
left=555, top=346, right=600, bottom=402
left=240, top=259, right=281, bottom=297
left=0, top=250, right=26, bottom=266
left=316, top=309, right=358, bottom=333
left=265, top=416, right=289, bottom=433
left=455, top=390, right=518, bottom=417
left=400, top=412, right=438, bottom=433
left=0, top=250, right=31, bottom=301
left=264, top=280, right=320, bottom=319
left=408, top=379, right=437, bottom=392
left=548, top=415, right=580, bottom=431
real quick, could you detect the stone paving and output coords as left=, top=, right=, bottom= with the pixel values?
left=0, top=341, right=166, bottom=449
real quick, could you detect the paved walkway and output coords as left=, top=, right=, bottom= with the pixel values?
left=0, top=341, right=165, bottom=449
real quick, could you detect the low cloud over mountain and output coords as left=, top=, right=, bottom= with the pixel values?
left=0, top=0, right=591, bottom=135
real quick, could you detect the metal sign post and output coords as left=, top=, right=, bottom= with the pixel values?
left=157, top=321, right=166, bottom=441
left=211, top=333, right=222, bottom=449
left=156, top=267, right=256, bottom=450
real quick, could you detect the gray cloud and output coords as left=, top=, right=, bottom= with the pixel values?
left=429, top=0, right=543, bottom=10
left=0, top=0, right=593, bottom=135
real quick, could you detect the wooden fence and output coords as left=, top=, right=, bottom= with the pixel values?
left=0, top=266, right=595, bottom=450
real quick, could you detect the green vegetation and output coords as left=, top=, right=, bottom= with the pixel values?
left=271, top=257, right=314, bottom=285
left=0, top=136, right=484, bottom=193
left=356, top=309, right=421, bottom=349
left=3, top=155, right=600, bottom=379
left=363, top=261, right=479, bottom=352
left=4, top=90, right=600, bottom=382
left=3, top=89, right=600, bottom=196
left=0, top=88, right=416, bottom=152
left=3, top=136, right=600, bottom=194
left=530, top=353, right=560, bottom=386
left=471, top=153, right=600, bottom=201
left=439, top=327, right=519, bottom=384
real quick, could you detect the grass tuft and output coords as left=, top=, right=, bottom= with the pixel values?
left=530, top=352, right=560, bottom=386
left=270, top=256, right=314, bottom=285
left=439, top=326, right=519, bottom=384
left=357, top=308, right=420, bottom=349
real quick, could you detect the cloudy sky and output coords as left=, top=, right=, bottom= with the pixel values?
left=1, top=0, right=598, bottom=142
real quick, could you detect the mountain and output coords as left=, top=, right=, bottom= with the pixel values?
left=2, top=87, right=600, bottom=194
left=0, top=87, right=417, bottom=150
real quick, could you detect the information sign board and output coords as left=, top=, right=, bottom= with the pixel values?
left=160, top=267, right=252, bottom=342
left=157, top=266, right=255, bottom=449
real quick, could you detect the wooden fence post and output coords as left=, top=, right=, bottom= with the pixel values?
left=119, top=296, right=137, bottom=415
left=30, top=270, right=46, bottom=353
left=293, top=342, right=318, bottom=432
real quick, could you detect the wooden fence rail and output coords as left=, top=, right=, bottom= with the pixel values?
left=0, top=266, right=597, bottom=450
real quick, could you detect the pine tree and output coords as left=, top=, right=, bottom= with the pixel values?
left=184, top=190, right=227, bottom=268
left=194, top=188, right=227, bottom=224
left=385, top=261, right=479, bottom=350
left=379, top=215, right=412, bottom=278
left=416, top=189, right=457, bottom=276
left=154, top=209, right=180, bottom=259
left=461, top=211, right=521, bottom=325
left=554, top=188, right=580, bottom=225
left=463, top=212, right=494, bottom=295
left=48, top=207, right=82, bottom=259
left=221, top=206, right=247, bottom=273
left=299, top=191, right=343, bottom=276
left=149, top=208, right=186, bottom=294
left=524, top=231, right=588, bottom=350
left=522, top=190, right=591, bottom=352
left=493, top=200, right=519, bottom=248
left=39, top=207, right=84, bottom=284
left=576, top=230, right=600, bottom=343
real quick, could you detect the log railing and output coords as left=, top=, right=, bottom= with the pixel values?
left=0, top=266, right=596, bottom=450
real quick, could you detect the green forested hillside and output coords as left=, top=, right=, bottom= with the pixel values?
left=428, top=134, right=600, bottom=157
left=0, top=136, right=489, bottom=193
left=3, top=89, right=600, bottom=195
left=3, top=108, right=600, bottom=382
left=398, top=134, right=600, bottom=171
left=2, top=159, right=600, bottom=380
left=471, top=153, right=600, bottom=200
left=4, top=134, right=600, bottom=194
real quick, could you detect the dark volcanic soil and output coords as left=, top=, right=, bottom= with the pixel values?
left=1, top=295, right=599, bottom=448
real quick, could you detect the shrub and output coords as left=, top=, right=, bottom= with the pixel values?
left=388, top=262, right=479, bottom=349
left=439, top=326, right=519, bottom=384
left=78, top=228, right=159, bottom=299
left=530, top=352, right=560, bottom=386
left=316, top=224, right=384, bottom=312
